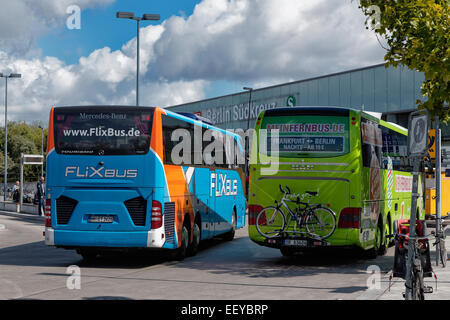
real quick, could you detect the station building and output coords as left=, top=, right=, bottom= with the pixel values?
left=166, top=62, right=449, bottom=149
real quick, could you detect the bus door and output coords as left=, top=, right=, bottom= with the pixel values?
left=190, top=166, right=214, bottom=239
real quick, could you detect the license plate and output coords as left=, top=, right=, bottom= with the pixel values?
left=88, top=215, right=114, bottom=223
left=284, top=239, right=307, bottom=247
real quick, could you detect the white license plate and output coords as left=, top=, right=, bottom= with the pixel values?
left=284, top=239, right=307, bottom=247
left=88, top=215, right=114, bottom=223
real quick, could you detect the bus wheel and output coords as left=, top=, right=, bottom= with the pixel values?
left=365, top=221, right=382, bottom=259
left=223, top=209, right=236, bottom=241
left=78, top=249, right=98, bottom=261
left=378, top=220, right=389, bottom=256
left=174, top=224, right=189, bottom=261
left=280, top=247, right=296, bottom=257
left=187, top=218, right=201, bottom=257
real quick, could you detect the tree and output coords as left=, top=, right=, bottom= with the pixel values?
left=0, top=121, right=48, bottom=183
left=359, top=0, right=450, bottom=121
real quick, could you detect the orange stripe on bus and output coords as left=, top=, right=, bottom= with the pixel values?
left=164, top=165, right=192, bottom=246
left=47, top=106, right=55, bottom=154
left=150, top=107, right=165, bottom=161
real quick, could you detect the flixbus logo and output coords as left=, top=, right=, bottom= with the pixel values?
left=65, top=166, right=138, bottom=178
left=210, top=173, right=238, bottom=197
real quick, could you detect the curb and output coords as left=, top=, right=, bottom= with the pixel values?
left=356, top=270, right=400, bottom=300
left=0, top=210, right=44, bottom=222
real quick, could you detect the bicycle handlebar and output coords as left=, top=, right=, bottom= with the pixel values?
left=279, top=185, right=291, bottom=194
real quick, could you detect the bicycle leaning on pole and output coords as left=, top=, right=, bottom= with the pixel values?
left=391, top=219, right=434, bottom=300
left=255, top=185, right=337, bottom=240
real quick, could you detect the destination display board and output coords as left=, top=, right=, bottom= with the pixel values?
left=262, top=115, right=349, bottom=158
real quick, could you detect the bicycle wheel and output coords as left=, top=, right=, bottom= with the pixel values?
left=306, top=206, right=336, bottom=240
left=256, top=206, right=286, bottom=239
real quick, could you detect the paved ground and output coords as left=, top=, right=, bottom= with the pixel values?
left=358, top=228, right=450, bottom=300
left=0, top=210, right=448, bottom=300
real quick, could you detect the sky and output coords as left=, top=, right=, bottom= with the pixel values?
left=0, top=0, right=386, bottom=126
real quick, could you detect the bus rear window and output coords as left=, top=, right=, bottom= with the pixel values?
left=261, top=115, right=349, bottom=158
left=54, top=108, right=153, bottom=155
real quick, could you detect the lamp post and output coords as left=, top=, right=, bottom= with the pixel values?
left=38, top=125, right=44, bottom=177
left=243, top=87, right=253, bottom=188
left=243, top=87, right=253, bottom=131
left=0, top=73, right=21, bottom=201
left=116, top=12, right=160, bottom=106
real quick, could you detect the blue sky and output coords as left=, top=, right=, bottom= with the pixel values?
left=33, top=0, right=246, bottom=99
left=37, top=1, right=202, bottom=65
left=0, top=0, right=385, bottom=124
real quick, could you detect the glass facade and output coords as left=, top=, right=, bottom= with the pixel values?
left=166, top=63, right=449, bottom=141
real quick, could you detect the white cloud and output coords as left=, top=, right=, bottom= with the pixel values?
left=0, top=0, right=386, bottom=125
left=145, top=0, right=384, bottom=83
left=0, top=0, right=115, bottom=56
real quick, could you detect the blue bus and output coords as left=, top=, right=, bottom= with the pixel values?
left=44, top=105, right=246, bottom=260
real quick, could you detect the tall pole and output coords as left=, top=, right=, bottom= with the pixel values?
left=243, top=87, right=253, bottom=179
left=116, top=12, right=159, bottom=107
left=41, top=127, right=44, bottom=177
left=4, top=77, right=7, bottom=202
left=1, top=73, right=20, bottom=202
left=136, top=18, right=140, bottom=106
left=404, top=159, right=420, bottom=299
left=435, top=116, right=442, bottom=265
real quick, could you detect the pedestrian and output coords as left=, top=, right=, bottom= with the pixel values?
left=36, top=176, right=45, bottom=216
left=12, top=181, right=20, bottom=203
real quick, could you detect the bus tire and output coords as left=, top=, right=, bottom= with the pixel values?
left=174, top=224, right=189, bottom=261
left=223, top=209, right=236, bottom=241
left=78, top=249, right=98, bottom=261
left=280, top=247, right=296, bottom=257
left=365, top=219, right=383, bottom=259
left=187, top=217, right=201, bottom=257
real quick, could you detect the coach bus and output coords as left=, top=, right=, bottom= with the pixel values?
left=44, top=106, right=246, bottom=260
left=248, top=106, right=424, bottom=257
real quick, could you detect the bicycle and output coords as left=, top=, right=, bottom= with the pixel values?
left=256, top=185, right=336, bottom=240
left=433, top=215, right=448, bottom=268
left=393, top=228, right=433, bottom=300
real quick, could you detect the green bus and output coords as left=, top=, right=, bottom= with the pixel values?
left=248, top=107, right=424, bottom=257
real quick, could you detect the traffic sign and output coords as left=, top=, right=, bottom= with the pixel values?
left=407, top=110, right=429, bottom=157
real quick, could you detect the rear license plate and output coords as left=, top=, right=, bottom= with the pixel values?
left=88, top=215, right=114, bottom=223
left=284, top=239, right=307, bottom=247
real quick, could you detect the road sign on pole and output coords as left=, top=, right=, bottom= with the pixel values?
left=408, top=110, right=429, bottom=157
left=404, top=110, right=429, bottom=300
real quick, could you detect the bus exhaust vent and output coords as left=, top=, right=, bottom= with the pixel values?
left=124, top=197, right=147, bottom=226
left=164, top=202, right=176, bottom=244
left=56, top=196, right=78, bottom=225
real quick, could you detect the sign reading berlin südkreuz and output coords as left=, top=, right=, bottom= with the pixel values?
left=407, top=110, right=429, bottom=157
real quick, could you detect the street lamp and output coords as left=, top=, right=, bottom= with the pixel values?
left=38, top=125, right=44, bottom=177
left=243, top=87, right=253, bottom=130
left=243, top=87, right=253, bottom=187
left=116, top=11, right=160, bottom=106
left=0, top=73, right=21, bottom=201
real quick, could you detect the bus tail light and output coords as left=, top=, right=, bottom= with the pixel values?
left=45, top=199, right=52, bottom=228
left=248, top=205, right=263, bottom=225
left=338, top=207, right=361, bottom=229
left=151, top=200, right=162, bottom=229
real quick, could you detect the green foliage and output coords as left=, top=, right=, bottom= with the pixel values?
left=359, top=0, right=450, bottom=121
left=0, top=121, right=47, bottom=182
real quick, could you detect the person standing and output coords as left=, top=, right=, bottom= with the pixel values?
left=12, top=181, right=20, bottom=203
left=36, top=176, right=45, bottom=216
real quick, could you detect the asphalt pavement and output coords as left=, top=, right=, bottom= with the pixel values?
left=1, top=209, right=449, bottom=300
